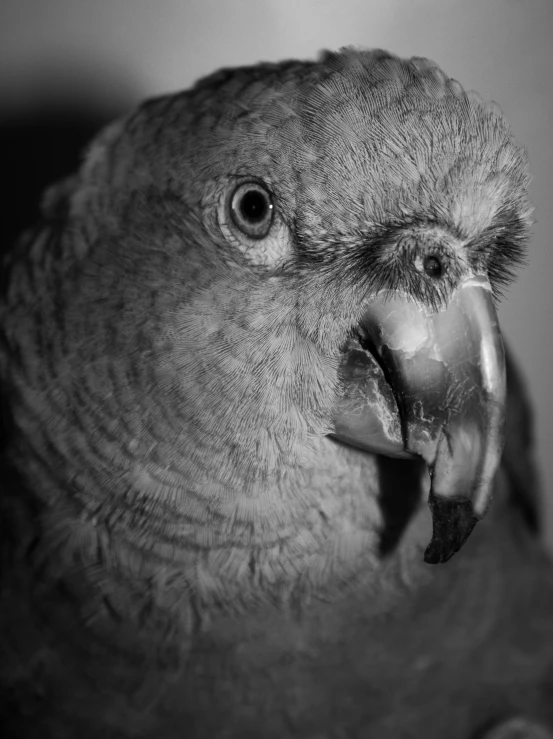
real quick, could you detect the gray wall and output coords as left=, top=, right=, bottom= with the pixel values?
left=2, top=0, right=553, bottom=544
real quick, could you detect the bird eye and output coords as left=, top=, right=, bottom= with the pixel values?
left=230, top=182, right=274, bottom=239
left=423, top=255, right=443, bottom=278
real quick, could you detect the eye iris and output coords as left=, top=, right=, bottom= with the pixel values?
left=239, top=189, right=268, bottom=223
left=423, top=255, right=443, bottom=277
left=230, top=182, right=274, bottom=238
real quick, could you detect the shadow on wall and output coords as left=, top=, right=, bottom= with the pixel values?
left=0, top=70, right=138, bottom=456
left=1, top=98, right=126, bottom=255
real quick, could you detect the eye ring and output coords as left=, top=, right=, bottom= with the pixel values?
left=229, top=181, right=274, bottom=239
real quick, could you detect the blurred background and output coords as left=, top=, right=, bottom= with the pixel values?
left=1, top=0, right=552, bottom=544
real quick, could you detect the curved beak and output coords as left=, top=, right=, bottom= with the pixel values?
left=332, top=276, right=506, bottom=564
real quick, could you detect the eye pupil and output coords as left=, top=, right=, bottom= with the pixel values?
left=239, top=189, right=268, bottom=223
left=423, top=255, right=443, bottom=278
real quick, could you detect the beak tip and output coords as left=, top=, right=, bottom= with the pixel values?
left=423, top=491, right=481, bottom=564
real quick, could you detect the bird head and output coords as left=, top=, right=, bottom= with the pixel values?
left=3, top=48, right=531, bottom=573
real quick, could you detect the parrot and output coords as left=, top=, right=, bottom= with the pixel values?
left=1, top=46, right=553, bottom=739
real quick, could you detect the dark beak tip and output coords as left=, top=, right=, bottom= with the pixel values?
left=423, top=491, right=481, bottom=565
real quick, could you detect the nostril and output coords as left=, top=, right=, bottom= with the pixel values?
left=423, top=254, right=443, bottom=278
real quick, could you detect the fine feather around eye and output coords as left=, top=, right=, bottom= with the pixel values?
left=216, top=178, right=293, bottom=268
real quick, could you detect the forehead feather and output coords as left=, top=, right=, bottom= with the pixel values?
left=142, top=48, right=531, bottom=238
